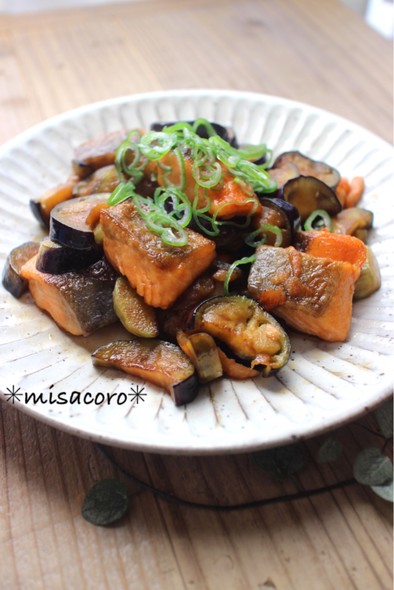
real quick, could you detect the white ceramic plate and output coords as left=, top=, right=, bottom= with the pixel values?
left=0, top=89, right=393, bottom=455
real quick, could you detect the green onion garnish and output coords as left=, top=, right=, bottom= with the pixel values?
left=304, top=209, right=333, bottom=231
left=139, top=130, right=177, bottom=160
left=110, top=119, right=278, bottom=246
left=108, top=181, right=138, bottom=206
left=245, top=223, right=283, bottom=248
left=223, top=254, right=257, bottom=295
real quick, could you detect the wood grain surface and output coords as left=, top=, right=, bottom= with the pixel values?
left=0, top=1, right=392, bottom=589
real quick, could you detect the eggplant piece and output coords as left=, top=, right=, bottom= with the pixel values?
left=50, top=193, right=110, bottom=250
left=30, top=182, right=75, bottom=227
left=273, top=151, right=341, bottom=189
left=72, top=165, right=120, bottom=198
left=195, top=218, right=249, bottom=252
left=72, top=129, right=128, bottom=176
left=267, top=162, right=299, bottom=189
left=176, top=330, right=223, bottom=383
left=158, top=273, right=216, bottom=340
left=113, top=276, right=158, bottom=338
left=281, top=176, right=342, bottom=222
left=353, top=246, right=381, bottom=300
left=332, top=207, right=373, bottom=238
left=217, top=347, right=259, bottom=379
left=192, top=295, right=291, bottom=377
left=258, top=197, right=301, bottom=247
left=92, top=338, right=199, bottom=406
left=35, top=237, right=101, bottom=274
left=150, top=120, right=238, bottom=147
left=20, top=256, right=118, bottom=336
left=2, top=241, right=40, bottom=298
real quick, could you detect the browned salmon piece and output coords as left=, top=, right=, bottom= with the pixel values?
left=100, top=201, right=216, bottom=309
left=20, top=256, right=118, bottom=336
left=295, top=230, right=367, bottom=269
left=248, top=245, right=361, bottom=342
left=152, top=151, right=261, bottom=219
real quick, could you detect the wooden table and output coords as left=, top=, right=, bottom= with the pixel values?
left=0, top=1, right=392, bottom=588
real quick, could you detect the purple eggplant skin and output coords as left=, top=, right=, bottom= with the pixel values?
left=258, top=197, right=301, bottom=246
left=267, top=162, right=300, bottom=189
left=35, top=238, right=102, bottom=274
left=30, top=198, right=49, bottom=228
left=150, top=120, right=239, bottom=147
left=2, top=241, right=40, bottom=298
left=280, top=175, right=342, bottom=222
left=272, top=151, right=341, bottom=189
left=171, top=373, right=199, bottom=407
left=92, top=338, right=199, bottom=407
left=50, top=194, right=109, bottom=250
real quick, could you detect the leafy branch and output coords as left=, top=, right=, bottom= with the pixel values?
left=81, top=398, right=393, bottom=526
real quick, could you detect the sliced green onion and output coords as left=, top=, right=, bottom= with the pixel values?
left=192, top=118, right=218, bottom=137
left=161, top=225, right=188, bottom=247
left=154, top=187, right=192, bottom=227
left=210, top=196, right=259, bottom=223
left=162, top=121, right=195, bottom=135
left=112, top=119, right=281, bottom=247
left=192, top=211, right=220, bottom=237
left=139, top=131, right=177, bottom=160
left=192, top=160, right=222, bottom=188
left=304, top=209, right=333, bottom=231
left=223, top=254, right=257, bottom=295
left=144, top=211, right=171, bottom=234
left=132, top=193, right=156, bottom=217
left=108, top=181, right=137, bottom=206
left=159, top=147, right=186, bottom=190
left=245, top=223, right=283, bottom=248
left=144, top=211, right=188, bottom=247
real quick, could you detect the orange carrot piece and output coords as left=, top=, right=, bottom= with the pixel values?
left=335, top=177, right=351, bottom=207
left=345, top=176, right=365, bottom=208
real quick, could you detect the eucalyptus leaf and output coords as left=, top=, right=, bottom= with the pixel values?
left=374, top=399, right=393, bottom=438
left=82, top=479, right=129, bottom=526
left=317, top=437, right=343, bottom=463
left=253, top=443, right=307, bottom=480
left=353, top=447, right=393, bottom=486
left=371, top=478, right=394, bottom=502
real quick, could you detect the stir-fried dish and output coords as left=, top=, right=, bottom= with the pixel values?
left=2, top=119, right=381, bottom=406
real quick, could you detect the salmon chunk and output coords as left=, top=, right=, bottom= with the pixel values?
left=295, top=230, right=367, bottom=269
left=152, top=151, right=261, bottom=219
left=20, top=256, right=118, bottom=336
left=248, top=245, right=361, bottom=342
left=100, top=201, right=216, bottom=309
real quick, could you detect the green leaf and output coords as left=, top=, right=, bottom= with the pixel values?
left=253, top=443, right=307, bottom=480
left=82, top=479, right=129, bottom=526
left=317, top=437, right=343, bottom=463
left=374, top=399, right=393, bottom=438
left=371, top=478, right=394, bottom=502
left=353, top=447, right=393, bottom=486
